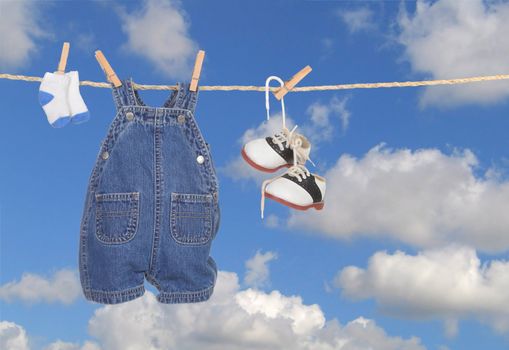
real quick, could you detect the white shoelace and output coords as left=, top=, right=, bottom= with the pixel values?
left=270, top=126, right=315, bottom=166
left=265, top=76, right=286, bottom=128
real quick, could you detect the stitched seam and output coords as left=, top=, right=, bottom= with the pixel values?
left=112, top=84, right=124, bottom=111
left=188, top=84, right=198, bottom=113
left=96, top=192, right=139, bottom=201
left=157, top=284, right=214, bottom=304
left=148, top=118, right=162, bottom=275
left=171, top=192, right=213, bottom=202
left=86, top=285, right=144, bottom=296
left=95, top=195, right=139, bottom=245
left=158, top=284, right=214, bottom=298
left=145, top=273, right=163, bottom=291
left=84, top=285, right=145, bottom=304
left=170, top=193, right=212, bottom=245
left=128, top=79, right=137, bottom=106
left=79, top=190, right=94, bottom=293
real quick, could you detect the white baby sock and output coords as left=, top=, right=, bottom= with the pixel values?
left=67, top=71, right=90, bottom=124
left=39, top=72, right=72, bottom=128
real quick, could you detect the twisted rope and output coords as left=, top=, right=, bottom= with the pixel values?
left=1, top=73, right=508, bottom=91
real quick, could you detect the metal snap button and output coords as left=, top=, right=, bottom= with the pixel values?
left=126, top=112, right=134, bottom=121
left=177, top=114, right=186, bottom=124
left=196, top=155, right=205, bottom=164
left=101, top=151, right=109, bottom=160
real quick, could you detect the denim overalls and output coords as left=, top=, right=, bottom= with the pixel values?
left=78, top=79, right=220, bottom=304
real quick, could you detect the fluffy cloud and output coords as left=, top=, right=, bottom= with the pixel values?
left=119, top=0, right=198, bottom=78
left=289, top=145, right=509, bottom=253
left=0, top=1, right=44, bottom=69
left=0, top=321, right=29, bottom=350
left=0, top=323, right=100, bottom=350
left=336, top=246, right=509, bottom=334
left=0, top=269, right=81, bottom=304
left=84, top=271, right=424, bottom=350
left=264, top=214, right=281, bottom=228
left=398, top=0, right=509, bottom=106
left=244, top=250, right=278, bottom=288
left=2, top=265, right=424, bottom=350
left=302, top=96, right=351, bottom=143
left=338, top=8, right=375, bottom=33
left=44, top=340, right=101, bottom=350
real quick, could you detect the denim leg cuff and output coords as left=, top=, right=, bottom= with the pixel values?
left=84, top=285, right=145, bottom=304
left=157, top=284, right=214, bottom=304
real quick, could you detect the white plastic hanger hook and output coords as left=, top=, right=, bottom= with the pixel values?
left=265, top=76, right=286, bottom=129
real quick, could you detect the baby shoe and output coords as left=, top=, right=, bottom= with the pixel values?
left=261, top=164, right=326, bottom=218
left=242, top=126, right=311, bottom=172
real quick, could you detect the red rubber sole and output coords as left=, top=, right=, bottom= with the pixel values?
left=265, top=192, right=325, bottom=211
left=241, top=147, right=290, bottom=173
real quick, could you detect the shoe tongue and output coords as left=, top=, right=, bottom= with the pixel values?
left=280, top=127, right=290, bottom=138
left=293, top=134, right=311, bottom=162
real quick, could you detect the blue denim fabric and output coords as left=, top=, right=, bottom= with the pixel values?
left=78, top=79, right=220, bottom=304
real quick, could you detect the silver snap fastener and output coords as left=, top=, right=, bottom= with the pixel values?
left=196, top=155, right=205, bottom=164
left=126, top=112, right=134, bottom=121
left=101, top=151, right=109, bottom=160
left=177, top=114, right=186, bottom=124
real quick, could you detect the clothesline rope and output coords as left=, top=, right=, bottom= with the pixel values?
left=0, top=73, right=508, bottom=91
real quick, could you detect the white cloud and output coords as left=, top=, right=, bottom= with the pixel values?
left=244, top=250, right=278, bottom=288
left=75, top=33, right=97, bottom=53
left=264, top=214, right=281, bottom=228
left=398, top=0, right=509, bottom=106
left=119, top=0, right=198, bottom=78
left=302, top=95, right=351, bottom=143
left=44, top=340, right=101, bottom=350
left=0, top=269, right=81, bottom=304
left=2, top=264, right=424, bottom=350
left=84, top=271, right=425, bottom=350
left=321, top=38, right=334, bottom=58
left=0, top=0, right=44, bottom=70
left=443, top=318, right=459, bottom=339
left=338, top=7, right=375, bottom=33
left=289, top=144, right=509, bottom=253
left=0, top=321, right=29, bottom=350
left=336, top=246, right=509, bottom=334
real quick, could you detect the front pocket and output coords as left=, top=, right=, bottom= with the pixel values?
left=170, top=193, right=213, bottom=245
left=95, top=192, right=139, bottom=244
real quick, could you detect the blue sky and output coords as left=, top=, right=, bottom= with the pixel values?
left=1, top=0, right=509, bottom=349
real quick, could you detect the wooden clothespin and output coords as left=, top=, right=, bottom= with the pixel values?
left=273, top=65, right=312, bottom=100
left=189, top=50, right=205, bottom=92
left=95, top=50, right=122, bottom=87
left=56, top=42, right=70, bottom=74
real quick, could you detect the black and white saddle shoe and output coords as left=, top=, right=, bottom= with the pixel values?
left=261, top=165, right=326, bottom=218
left=242, top=127, right=311, bottom=172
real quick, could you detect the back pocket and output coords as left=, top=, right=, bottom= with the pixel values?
left=170, top=193, right=213, bottom=245
left=95, top=192, right=139, bottom=244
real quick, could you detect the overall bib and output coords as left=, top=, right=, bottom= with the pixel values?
left=78, top=79, right=220, bottom=304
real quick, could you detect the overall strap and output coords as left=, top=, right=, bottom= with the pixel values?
left=174, top=82, right=199, bottom=114
left=111, top=79, right=138, bottom=111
